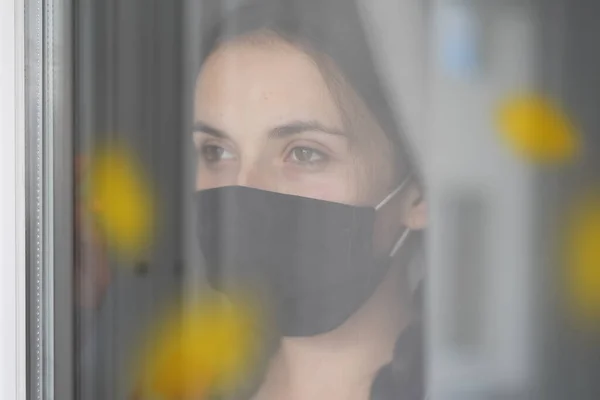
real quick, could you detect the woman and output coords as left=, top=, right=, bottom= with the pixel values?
left=191, top=0, right=427, bottom=399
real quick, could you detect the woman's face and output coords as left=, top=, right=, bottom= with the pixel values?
left=193, top=36, right=395, bottom=206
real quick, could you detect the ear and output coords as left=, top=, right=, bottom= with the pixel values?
left=402, top=184, right=427, bottom=231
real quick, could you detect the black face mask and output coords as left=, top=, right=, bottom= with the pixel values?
left=195, top=177, right=411, bottom=337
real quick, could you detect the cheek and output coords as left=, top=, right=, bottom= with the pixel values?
left=279, top=165, right=362, bottom=204
left=195, top=161, right=211, bottom=190
left=195, top=162, right=237, bottom=191
left=356, top=150, right=397, bottom=204
left=196, top=174, right=214, bottom=191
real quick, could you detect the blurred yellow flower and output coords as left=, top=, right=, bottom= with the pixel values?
left=86, top=142, right=155, bottom=261
left=496, top=95, right=580, bottom=164
left=564, top=188, right=600, bottom=328
left=134, top=293, right=263, bottom=399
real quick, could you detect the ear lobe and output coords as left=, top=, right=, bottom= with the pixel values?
left=398, top=183, right=427, bottom=231
left=406, top=197, right=427, bottom=231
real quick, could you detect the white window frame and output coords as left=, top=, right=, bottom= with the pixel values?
left=0, top=0, right=27, bottom=399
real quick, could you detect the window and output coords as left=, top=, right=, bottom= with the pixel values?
left=15, top=0, right=600, bottom=399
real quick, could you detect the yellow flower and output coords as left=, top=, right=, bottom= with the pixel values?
left=564, top=188, right=600, bottom=329
left=87, top=142, right=155, bottom=261
left=496, top=95, right=580, bottom=164
left=135, top=293, right=263, bottom=399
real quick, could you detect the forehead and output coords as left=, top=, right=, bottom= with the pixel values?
left=194, top=39, right=344, bottom=131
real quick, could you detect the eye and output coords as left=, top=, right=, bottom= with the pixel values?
left=200, top=144, right=235, bottom=164
left=288, top=147, right=327, bottom=165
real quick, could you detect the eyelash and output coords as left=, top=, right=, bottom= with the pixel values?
left=284, top=146, right=329, bottom=166
left=196, top=141, right=330, bottom=168
left=198, top=144, right=235, bottom=165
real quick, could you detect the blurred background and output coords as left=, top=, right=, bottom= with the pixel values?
left=25, top=0, right=600, bottom=399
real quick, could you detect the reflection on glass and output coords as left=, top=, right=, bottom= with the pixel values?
left=76, top=1, right=426, bottom=399
left=66, top=0, right=600, bottom=399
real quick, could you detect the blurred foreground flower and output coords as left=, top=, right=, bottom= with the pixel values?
left=85, top=142, right=155, bottom=261
left=496, top=95, right=580, bottom=164
left=564, top=187, right=600, bottom=329
left=133, top=293, right=263, bottom=399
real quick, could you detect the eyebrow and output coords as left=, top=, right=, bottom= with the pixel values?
left=192, top=121, right=229, bottom=138
left=268, top=120, right=346, bottom=139
left=192, top=120, right=346, bottom=139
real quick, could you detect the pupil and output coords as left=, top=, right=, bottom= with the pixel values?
left=203, top=146, right=223, bottom=162
left=295, top=148, right=312, bottom=162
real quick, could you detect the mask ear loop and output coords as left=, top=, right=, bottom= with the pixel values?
left=373, top=173, right=413, bottom=258
left=389, top=227, right=410, bottom=258
left=374, top=173, right=412, bottom=211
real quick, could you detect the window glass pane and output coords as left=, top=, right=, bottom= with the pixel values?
left=71, top=2, right=430, bottom=399
left=26, top=0, right=600, bottom=399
